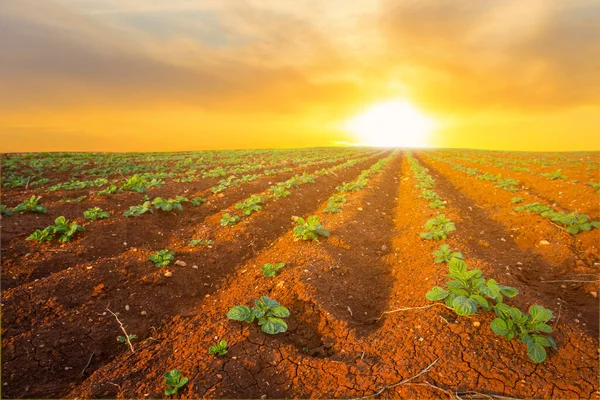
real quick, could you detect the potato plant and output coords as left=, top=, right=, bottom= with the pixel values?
left=208, top=340, right=228, bottom=356
left=235, top=195, right=263, bottom=216
left=149, top=250, right=175, bottom=267
left=83, top=207, right=110, bottom=220
left=432, top=244, right=463, bottom=263
left=27, top=216, right=84, bottom=244
left=293, top=216, right=330, bottom=241
left=227, top=296, right=290, bottom=334
left=220, top=213, right=240, bottom=226
left=164, top=370, right=188, bottom=396
left=152, top=196, right=187, bottom=212
left=420, top=214, right=456, bottom=240
left=13, top=195, right=47, bottom=214
left=261, top=262, right=286, bottom=277
left=0, top=205, right=13, bottom=216
left=123, top=201, right=153, bottom=217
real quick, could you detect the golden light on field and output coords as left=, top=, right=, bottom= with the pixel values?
left=344, top=100, right=437, bottom=148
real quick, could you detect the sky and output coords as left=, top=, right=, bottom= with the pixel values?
left=1, top=0, right=599, bottom=152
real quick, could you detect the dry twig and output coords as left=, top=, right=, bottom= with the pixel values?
left=106, top=307, right=135, bottom=353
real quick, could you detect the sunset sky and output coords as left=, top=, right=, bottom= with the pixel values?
left=1, top=0, right=599, bottom=152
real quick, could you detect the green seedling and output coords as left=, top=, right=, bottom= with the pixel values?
left=150, top=250, right=175, bottom=267
left=13, top=195, right=47, bottom=214
left=261, top=262, right=286, bottom=277
left=164, top=370, right=188, bottom=396
left=511, top=197, right=524, bottom=204
left=426, top=258, right=518, bottom=316
left=420, top=214, right=456, bottom=240
left=293, top=216, right=330, bottom=241
left=227, top=296, right=290, bottom=334
left=429, top=199, right=446, bottom=209
left=491, top=304, right=556, bottom=363
left=1, top=205, right=13, bottom=216
left=189, top=239, right=212, bottom=246
left=27, top=216, right=84, bottom=243
left=432, top=244, right=463, bottom=263
left=123, top=201, right=154, bottom=217
left=60, top=195, right=87, bottom=203
left=324, top=194, right=347, bottom=213
left=220, top=213, right=240, bottom=226
left=235, top=195, right=263, bottom=216
left=299, top=172, right=316, bottom=183
left=541, top=169, right=567, bottom=180
left=152, top=196, right=187, bottom=212
left=208, top=340, right=228, bottom=356
left=117, top=334, right=138, bottom=343
left=190, top=197, right=207, bottom=206
left=84, top=207, right=110, bottom=220
left=97, top=184, right=120, bottom=196
left=270, top=186, right=291, bottom=198
left=496, top=178, right=519, bottom=192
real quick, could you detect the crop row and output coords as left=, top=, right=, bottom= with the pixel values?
left=407, top=153, right=558, bottom=364
left=425, top=153, right=600, bottom=235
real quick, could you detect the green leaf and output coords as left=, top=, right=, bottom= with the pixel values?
left=261, top=317, right=288, bottom=334
left=452, top=296, right=478, bottom=316
left=227, top=305, right=254, bottom=323
left=261, top=296, right=280, bottom=309
left=546, top=336, right=558, bottom=350
left=470, top=294, right=489, bottom=309
left=527, top=342, right=547, bottom=363
left=529, top=305, right=553, bottom=323
left=448, top=258, right=468, bottom=279
left=426, top=286, right=449, bottom=301
left=498, top=285, right=519, bottom=298
left=566, top=226, right=579, bottom=235
left=490, top=318, right=510, bottom=336
left=271, top=306, right=290, bottom=318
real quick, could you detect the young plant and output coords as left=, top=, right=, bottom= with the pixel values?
left=426, top=258, right=518, bottom=316
left=208, top=340, right=228, bottom=356
left=59, top=195, right=87, bottom=203
left=235, top=195, right=263, bottom=216
left=429, top=199, right=446, bottom=209
left=152, top=196, right=187, bottom=212
left=190, top=197, right=207, bottom=206
left=27, top=216, right=84, bottom=243
left=324, top=194, right=347, bottom=213
left=97, top=183, right=120, bottom=196
left=13, top=195, right=47, bottom=214
left=496, top=178, right=519, bottom=192
left=189, top=239, right=212, bottom=246
left=149, top=250, right=175, bottom=267
left=420, top=214, right=456, bottom=240
left=227, top=296, right=290, bottom=334
left=491, top=305, right=556, bottom=363
left=270, top=185, right=291, bottom=198
left=0, top=205, right=13, bottom=216
left=123, top=201, right=153, bottom=217
left=117, top=334, right=138, bottom=344
left=541, top=169, right=567, bottom=180
left=511, top=197, right=524, bottom=204
left=83, top=207, right=110, bottom=220
left=432, top=244, right=463, bottom=263
left=261, top=262, right=286, bottom=277
left=293, top=216, right=330, bottom=241
left=551, top=212, right=600, bottom=235
left=220, top=213, right=240, bottom=226
left=164, top=370, right=188, bottom=396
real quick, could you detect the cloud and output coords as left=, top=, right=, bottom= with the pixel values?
left=378, top=0, right=600, bottom=112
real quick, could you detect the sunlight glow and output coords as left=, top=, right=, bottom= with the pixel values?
left=344, top=100, right=437, bottom=147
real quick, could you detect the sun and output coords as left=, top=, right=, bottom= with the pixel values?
left=343, top=100, right=437, bottom=147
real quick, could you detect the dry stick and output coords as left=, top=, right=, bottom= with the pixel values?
left=355, top=358, right=439, bottom=399
left=404, top=381, right=453, bottom=398
left=553, top=301, right=563, bottom=329
left=81, top=352, right=95, bottom=376
left=455, top=390, right=522, bottom=400
left=542, top=279, right=600, bottom=283
left=106, top=307, right=135, bottom=353
left=376, top=303, right=453, bottom=322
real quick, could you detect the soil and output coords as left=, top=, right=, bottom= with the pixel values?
left=1, top=150, right=598, bottom=399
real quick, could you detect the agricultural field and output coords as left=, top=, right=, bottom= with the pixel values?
left=0, top=148, right=598, bottom=398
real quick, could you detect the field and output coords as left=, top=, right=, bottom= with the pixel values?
left=1, top=148, right=599, bottom=398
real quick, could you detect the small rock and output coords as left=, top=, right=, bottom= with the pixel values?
left=192, top=265, right=198, bottom=269
left=516, top=262, right=523, bottom=265
left=164, top=271, right=172, bottom=277
left=575, top=319, right=580, bottom=323
left=358, top=207, right=363, bottom=211
left=473, top=321, right=481, bottom=327
left=125, top=305, right=130, bottom=311
left=539, top=240, right=550, bottom=245
left=591, top=292, right=597, bottom=298
left=381, top=245, right=388, bottom=251
left=500, top=238, right=506, bottom=242
left=140, top=311, right=147, bottom=316
left=175, top=260, right=187, bottom=267
left=560, top=284, right=567, bottom=289
left=216, top=374, right=223, bottom=379
left=123, top=242, right=127, bottom=246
